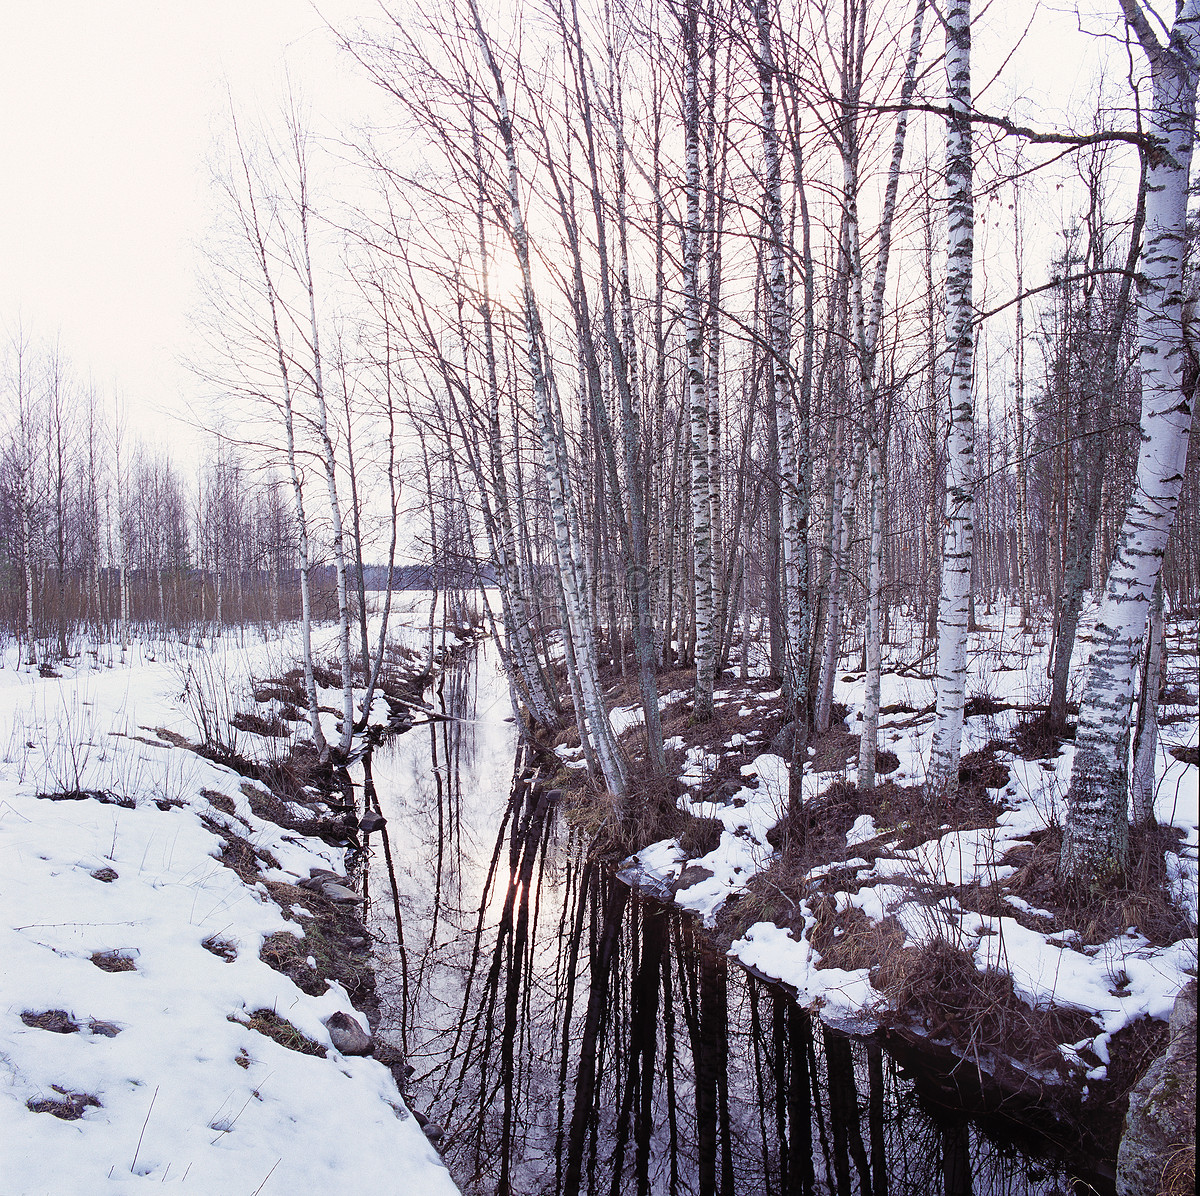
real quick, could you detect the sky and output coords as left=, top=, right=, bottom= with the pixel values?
left=0, top=0, right=1145, bottom=455
left=0, top=0, right=383, bottom=450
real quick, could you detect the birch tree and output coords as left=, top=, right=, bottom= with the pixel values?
left=211, top=114, right=328, bottom=758
left=925, top=0, right=975, bottom=802
left=1061, top=0, right=1200, bottom=881
left=682, top=0, right=718, bottom=721
left=465, top=0, right=628, bottom=796
left=845, top=0, right=926, bottom=791
left=750, top=0, right=808, bottom=724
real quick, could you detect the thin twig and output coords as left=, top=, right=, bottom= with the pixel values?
left=131, top=1085, right=158, bottom=1174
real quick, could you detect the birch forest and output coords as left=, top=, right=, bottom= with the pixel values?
left=3, top=0, right=1199, bottom=900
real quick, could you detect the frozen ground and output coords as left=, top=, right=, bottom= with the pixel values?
left=0, top=603, right=459, bottom=1194
left=617, top=603, right=1199, bottom=1083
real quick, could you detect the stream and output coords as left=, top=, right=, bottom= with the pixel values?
left=360, top=640, right=1112, bottom=1196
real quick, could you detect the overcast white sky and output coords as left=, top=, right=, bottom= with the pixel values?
left=0, top=0, right=1140, bottom=455
left=0, top=0, right=384, bottom=449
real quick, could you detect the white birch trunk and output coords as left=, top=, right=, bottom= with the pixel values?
left=753, top=0, right=804, bottom=715
left=926, top=0, right=976, bottom=800
left=683, top=14, right=717, bottom=721
left=849, top=0, right=925, bottom=788
left=1061, top=0, right=1200, bottom=879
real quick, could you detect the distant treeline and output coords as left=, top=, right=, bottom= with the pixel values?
left=356, top=563, right=497, bottom=591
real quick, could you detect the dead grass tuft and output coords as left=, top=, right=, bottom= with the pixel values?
left=36, top=788, right=134, bottom=809
left=234, top=1008, right=327, bottom=1058
left=809, top=901, right=907, bottom=975
left=231, top=710, right=289, bottom=738
left=200, top=788, right=236, bottom=816
left=21, top=1009, right=80, bottom=1034
left=1012, top=712, right=1075, bottom=760
left=808, top=726, right=859, bottom=773
left=202, top=935, right=238, bottom=963
left=1004, top=823, right=1190, bottom=947
left=956, top=743, right=1011, bottom=797
left=26, top=1087, right=101, bottom=1120
left=564, top=772, right=687, bottom=861
left=200, top=815, right=281, bottom=882
left=90, top=950, right=136, bottom=973
left=1162, top=1142, right=1197, bottom=1196
left=260, top=931, right=326, bottom=997
left=678, top=816, right=723, bottom=859
left=259, top=881, right=378, bottom=1017
left=881, top=937, right=1093, bottom=1077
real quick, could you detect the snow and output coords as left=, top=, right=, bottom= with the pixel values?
left=0, top=616, right=457, bottom=1194
left=733, top=920, right=879, bottom=1023
left=626, top=604, right=1199, bottom=1068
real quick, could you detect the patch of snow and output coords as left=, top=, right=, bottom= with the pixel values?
left=845, top=814, right=877, bottom=847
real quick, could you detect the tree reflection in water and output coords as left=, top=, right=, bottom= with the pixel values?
left=364, top=644, right=1108, bottom=1196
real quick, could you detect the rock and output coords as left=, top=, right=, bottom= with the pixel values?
left=90, top=867, right=118, bottom=883
left=324, top=1010, right=373, bottom=1056
left=1117, top=979, right=1196, bottom=1196
left=308, top=867, right=346, bottom=883
left=320, top=881, right=365, bottom=905
left=358, top=810, right=387, bottom=834
left=673, top=865, right=716, bottom=894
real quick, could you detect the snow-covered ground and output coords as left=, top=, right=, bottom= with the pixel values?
left=0, top=607, right=459, bottom=1194
left=619, top=604, right=1199, bottom=1082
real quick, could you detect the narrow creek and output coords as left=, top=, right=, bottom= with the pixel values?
left=359, top=641, right=1111, bottom=1196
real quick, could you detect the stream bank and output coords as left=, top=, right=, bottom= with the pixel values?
left=355, top=636, right=1186, bottom=1195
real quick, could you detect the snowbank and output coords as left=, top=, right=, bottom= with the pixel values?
left=0, top=626, right=457, bottom=1194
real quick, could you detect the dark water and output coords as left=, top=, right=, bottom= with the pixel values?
left=361, top=643, right=1111, bottom=1196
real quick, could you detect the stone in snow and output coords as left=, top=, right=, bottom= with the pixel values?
left=324, top=1011, right=373, bottom=1056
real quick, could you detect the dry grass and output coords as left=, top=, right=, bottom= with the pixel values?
left=259, top=880, right=378, bottom=1018
left=1162, top=1142, right=1197, bottom=1196
left=202, top=935, right=238, bottom=963
left=563, top=768, right=689, bottom=861
left=26, top=1087, right=101, bottom=1120
left=231, top=710, right=289, bottom=738
left=90, top=950, right=136, bottom=973
left=1012, top=712, right=1075, bottom=760
left=36, top=788, right=134, bottom=809
left=1002, top=822, right=1190, bottom=947
left=21, top=1009, right=80, bottom=1034
left=879, top=938, right=1094, bottom=1077
left=200, top=788, right=236, bottom=816
left=199, top=815, right=281, bottom=883
left=234, top=1008, right=327, bottom=1058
